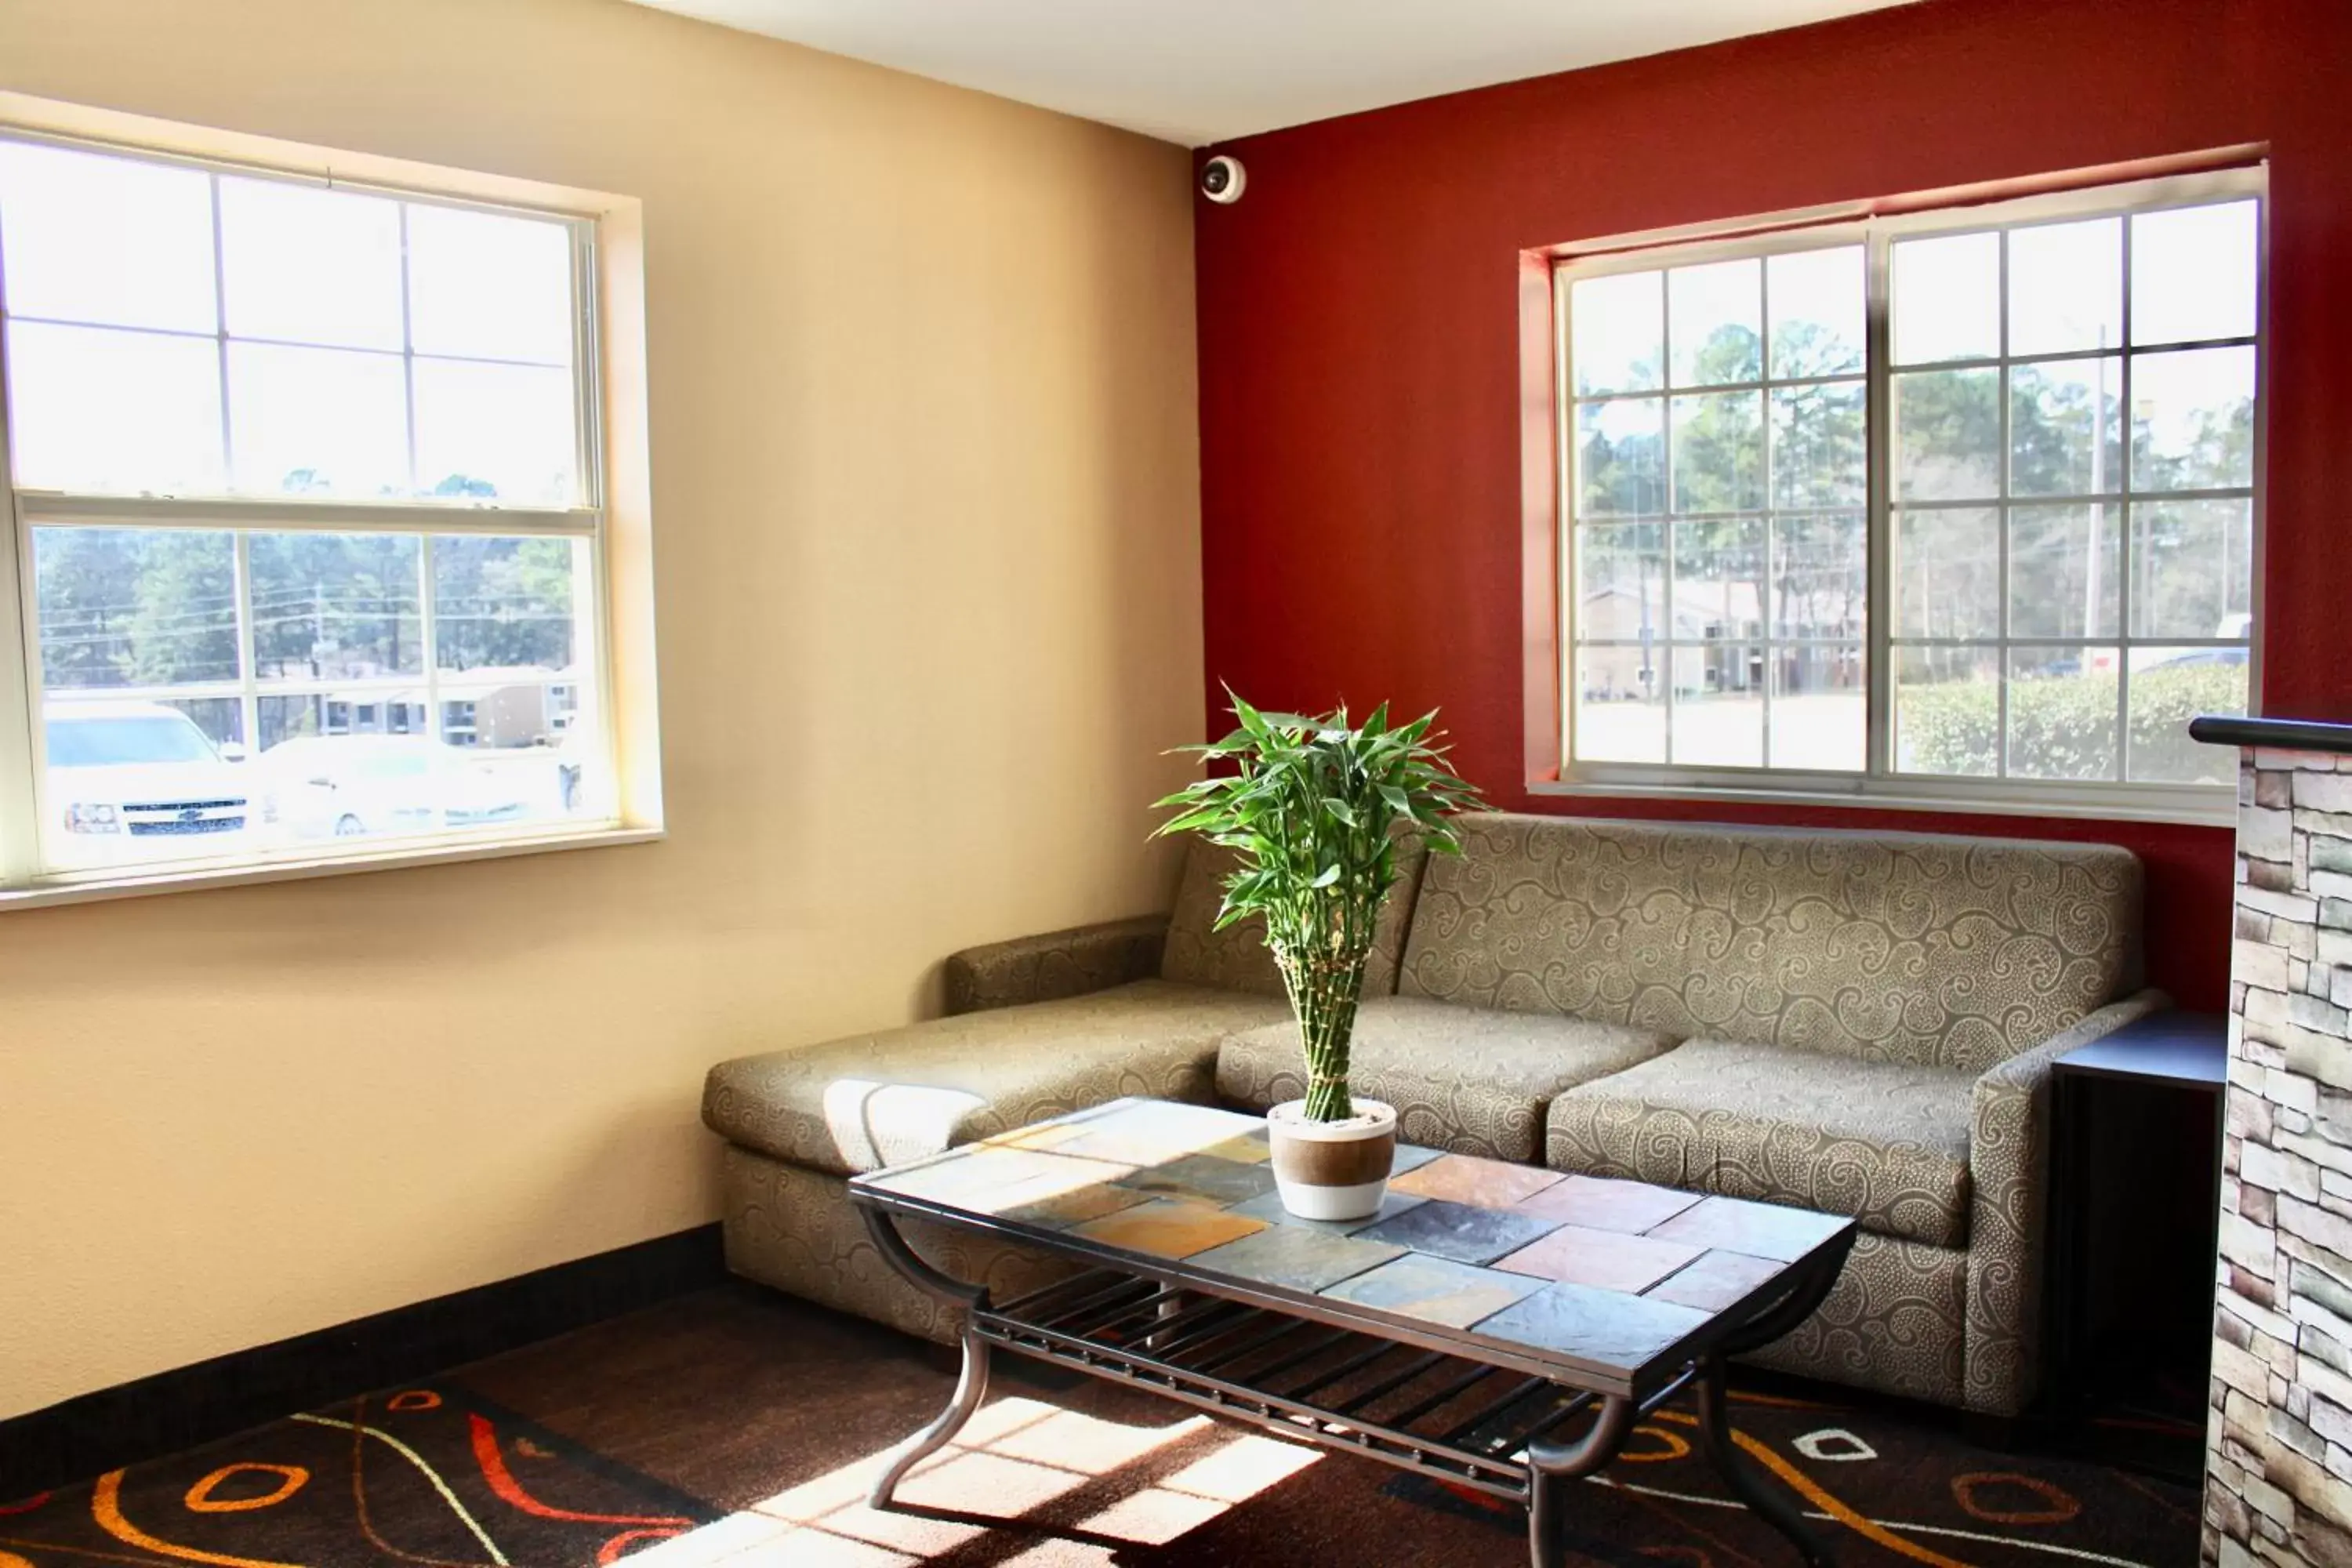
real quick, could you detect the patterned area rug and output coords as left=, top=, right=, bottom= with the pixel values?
left=0, top=1388, right=725, bottom=1568
left=1377, top=1386, right=2197, bottom=1568
left=0, top=1287, right=2201, bottom=1566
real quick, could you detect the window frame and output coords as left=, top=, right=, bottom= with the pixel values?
left=1539, top=164, right=2265, bottom=827
left=0, top=123, right=637, bottom=895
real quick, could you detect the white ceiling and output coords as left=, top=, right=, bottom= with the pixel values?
left=622, top=0, right=1918, bottom=147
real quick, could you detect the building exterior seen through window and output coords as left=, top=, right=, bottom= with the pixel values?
left=0, top=130, right=616, bottom=880
left=1560, top=170, right=2259, bottom=810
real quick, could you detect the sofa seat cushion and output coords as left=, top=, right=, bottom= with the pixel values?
left=704, top=979, right=1289, bottom=1178
left=1216, top=996, right=1677, bottom=1163
left=1546, top=1040, right=1976, bottom=1247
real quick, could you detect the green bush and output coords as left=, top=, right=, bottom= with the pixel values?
left=1900, top=662, right=2245, bottom=784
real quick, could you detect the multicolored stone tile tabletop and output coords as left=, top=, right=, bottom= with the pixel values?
left=852, top=1097, right=1853, bottom=1385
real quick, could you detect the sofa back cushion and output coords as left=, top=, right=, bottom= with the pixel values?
left=1161, top=835, right=1428, bottom=1000
left=1398, top=813, right=2142, bottom=1072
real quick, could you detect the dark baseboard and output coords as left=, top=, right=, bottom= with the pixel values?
left=0, top=1221, right=726, bottom=1501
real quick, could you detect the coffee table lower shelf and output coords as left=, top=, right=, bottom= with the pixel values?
left=981, top=1265, right=1688, bottom=1500
left=855, top=1207, right=1839, bottom=1567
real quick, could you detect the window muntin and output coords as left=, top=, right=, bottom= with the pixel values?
left=0, top=138, right=582, bottom=506
left=1569, top=242, right=1869, bottom=773
left=1558, top=173, right=2259, bottom=805
left=0, top=130, right=613, bottom=883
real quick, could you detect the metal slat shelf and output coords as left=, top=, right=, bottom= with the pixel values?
left=972, top=1265, right=1692, bottom=1504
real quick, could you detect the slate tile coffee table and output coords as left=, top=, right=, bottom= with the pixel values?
left=848, top=1098, right=1855, bottom=1566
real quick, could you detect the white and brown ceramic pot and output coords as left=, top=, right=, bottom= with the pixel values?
left=1265, top=1098, right=1398, bottom=1221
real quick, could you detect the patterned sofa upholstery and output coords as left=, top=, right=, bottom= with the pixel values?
left=705, top=839, right=1417, bottom=1343
left=704, top=812, right=2158, bottom=1415
left=1399, top=814, right=2159, bottom=1413
left=1216, top=998, right=1675, bottom=1163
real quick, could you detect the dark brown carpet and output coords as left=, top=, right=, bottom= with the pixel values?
left=1, top=1284, right=2200, bottom=1567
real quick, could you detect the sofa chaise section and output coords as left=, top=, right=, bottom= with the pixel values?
left=710, top=973, right=1289, bottom=1341
left=706, top=837, right=1426, bottom=1341
left=706, top=978, right=1286, bottom=1178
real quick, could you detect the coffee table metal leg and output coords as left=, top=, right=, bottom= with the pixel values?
left=870, top=1323, right=992, bottom=1508
left=855, top=1203, right=996, bottom=1512
left=1524, top=1395, right=1635, bottom=1568
left=1527, top=1465, right=1565, bottom=1568
left=1695, top=1354, right=1831, bottom=1567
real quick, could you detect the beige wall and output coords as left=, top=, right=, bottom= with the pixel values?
left=0, top=0, right=1201, bottom=1418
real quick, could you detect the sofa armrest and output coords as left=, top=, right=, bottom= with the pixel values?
left=1962, top=986, right=2172, bottom=1414
left=943, top=915, right=1171, bottom=1015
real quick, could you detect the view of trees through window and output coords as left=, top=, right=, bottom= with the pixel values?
left=1565, top=183, right=2256, bottom=790
left=1574, top=245, right=1868, bottom=771
left=0, top=132, right=606, bottom=877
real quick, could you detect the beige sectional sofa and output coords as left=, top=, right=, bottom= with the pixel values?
left=704, top=811, right=2161, bottom=1416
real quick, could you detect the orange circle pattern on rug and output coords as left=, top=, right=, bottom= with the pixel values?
left=1615, top=1423, right=1693, bottom=1463
left=1951, top=1472, right=2080, bottom=1526
left=184, top=1465, right=308, bottom=1514
left=387, top=1391, right=442, bottom=1412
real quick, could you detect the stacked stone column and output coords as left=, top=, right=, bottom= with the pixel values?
left=2209, top=747, right=2352, bottom=1567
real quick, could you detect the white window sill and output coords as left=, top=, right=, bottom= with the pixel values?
left=1528, top=775, right=2235, bottom=829
left=0, top=823, right=663, bottom=912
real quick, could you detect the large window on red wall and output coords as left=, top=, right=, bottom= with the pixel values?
left=1554, top=168, right=2260, bottom=822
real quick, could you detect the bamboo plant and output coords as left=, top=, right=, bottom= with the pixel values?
left=1154, top=696, right=1483, bottom=1122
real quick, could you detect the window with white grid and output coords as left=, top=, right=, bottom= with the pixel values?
left=1557, top=169, right=2259, bottom=819
left=0, top=130, right=615, bottom=884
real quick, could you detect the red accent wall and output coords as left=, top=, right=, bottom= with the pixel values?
left=1195, top=0, right=2352, bottom=1013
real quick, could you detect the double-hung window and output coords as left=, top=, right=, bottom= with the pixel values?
left=0, top=129, right=620, bottom=887
left=1555, top=169, right=2260, bottom=819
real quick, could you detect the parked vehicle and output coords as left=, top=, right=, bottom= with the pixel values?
left=2136, top=614, right=2255, bottom=672
left=43, top=702, right=254, bottom=864
left=258, top=735, right=541, bottom=842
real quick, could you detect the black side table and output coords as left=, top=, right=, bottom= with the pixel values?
left=2045, top=1011, right=2227, bottom=1420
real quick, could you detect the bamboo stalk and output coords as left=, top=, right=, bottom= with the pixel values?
left=1275, top=919, right=1371, bottom=1123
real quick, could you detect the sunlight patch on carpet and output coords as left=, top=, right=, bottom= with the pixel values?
left=625, top=1392, right=1323, bottom=1566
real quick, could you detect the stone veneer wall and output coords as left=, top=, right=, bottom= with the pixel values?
left=2209, top=746, right=2352, bottom=1567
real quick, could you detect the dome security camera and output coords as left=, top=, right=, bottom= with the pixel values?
left=1200, top=154, right=1247, bottom=205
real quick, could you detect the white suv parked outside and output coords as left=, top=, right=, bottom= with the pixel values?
left=44, top=701, right=255, bottom=866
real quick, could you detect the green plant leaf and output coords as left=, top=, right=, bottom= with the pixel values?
left=1151, top=694, right=1488, bottom=1051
